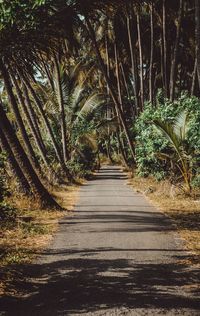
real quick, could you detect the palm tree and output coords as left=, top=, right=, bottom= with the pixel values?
left=0, top=125, right=31, bottom=194
left=53, top=56, right=69, bottom=162
left=153, top=111, right=192, bottom=192
left=0, top=60, right=41, bottom=172
left=0, top=101, right=61, bottom=208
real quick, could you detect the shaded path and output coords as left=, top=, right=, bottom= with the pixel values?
left=1, top=166, right=200, bottom=315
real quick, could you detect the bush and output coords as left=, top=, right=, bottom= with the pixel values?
left=134, top=94, right=200, bottom=184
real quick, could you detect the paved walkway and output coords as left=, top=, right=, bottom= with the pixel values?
left=1, top=166, right=200, bottom=315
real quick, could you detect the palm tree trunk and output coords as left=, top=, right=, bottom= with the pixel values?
left=12, top=76, right=50, bottom=167
left=163, top=0, right=169, bottom=97
left=0, top=101, right=60, bottom=209
left=126, top=13, right=139, bottom=114
left=22, top=74, right=72, bottom=181
left=21, top=82, right=47, bottom=155
left=105, top=35, right=110, bottom=94
left=0, top=126, right=31, bottom=194
left=84, top=14, right=136, bottom=162
left=0, top=60, right=41, bottom=173
left=170, top=0, right=183, bottom=101
left=149, top=2, right=154, bottom=104
left=195, top=0, right=200, bottom=89
left=54, top=56, right=69, bottom=162
left=191, top=57, right=197, bottom=95
left=114, top=43, right=123, bottom=109
left=137, top=14, right=144, bottom=111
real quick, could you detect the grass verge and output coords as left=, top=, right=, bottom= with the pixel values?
left=0, top=184, right=80, bottom=296
left=129, top=176, right=200, bottom=264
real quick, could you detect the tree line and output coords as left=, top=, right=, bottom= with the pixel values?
left=0, top=0, right=200, bottom=210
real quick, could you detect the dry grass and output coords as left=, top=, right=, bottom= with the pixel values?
left=0, top=184, right=80, bottom=296
left=129, top=176, right=200, bottom=263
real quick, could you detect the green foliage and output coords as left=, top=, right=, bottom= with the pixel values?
left=135, top=95, right=200, bottom=186
left=153, top=111, right=192, bottom=192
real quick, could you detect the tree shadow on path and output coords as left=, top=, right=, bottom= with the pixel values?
left=1, top=251, right=200, bottom=315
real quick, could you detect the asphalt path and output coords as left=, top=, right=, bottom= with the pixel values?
left=1, top=166, right=200, bottom=315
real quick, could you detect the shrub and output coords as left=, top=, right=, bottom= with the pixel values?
left=134, top=94, right=200, bottom=185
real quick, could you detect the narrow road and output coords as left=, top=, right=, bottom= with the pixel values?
left=1, top=166, right=200, bottom=315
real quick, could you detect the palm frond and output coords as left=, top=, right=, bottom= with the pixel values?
left=153, top=119, right=181, bottom=156
left=76, top=93, right=105, bottom=121
left=173, top=111, right=190, bottom=141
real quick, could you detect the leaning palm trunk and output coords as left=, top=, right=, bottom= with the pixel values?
left=22, top=74, right=73, bottom=181
left=0, top=60, right=40, bottom=173
left=84, top=14, right=135, bottom=162
left=191, top=58, right=197, bottom=95
left=195, top=0, right=200, bottom=89
left=149, top=2, right=154, bottom=104
left=169, top=0, right=183, bottom=101
left=12, top=76, right=50, bottom=167
left=114, top=43, right=123, bottom=110
left=0, top=126, right=31, bottom=194
left=54, top=56, right=69, bottom=162
left=126, top=13, right=139, bottom=114
left=21, top=82, right=47, bottom=156
left=137, top=14, right=144, bottom=111
left=0, top=102, right=61, bottom=208
left=163, top=0, right=169, bottom=97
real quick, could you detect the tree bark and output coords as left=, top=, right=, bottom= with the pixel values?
left=54, top=56, right=69, bottom=162
left=0, top=60, right=40, bottom=173
left=114, top=43, right=123, bottom=110
left=137, top=14, right=144, bottom=111
left=0, top=101, right=61, bottom=209
left=191, top=57, right=197, bottom=95
left=21, top=82, right=47, bottom=155
left=195, top=0, right=200, bottom=89
left=170, top=0, right=183, bottom=101
left=126, top=13, right=139, bottom=114
left=22, top=74, right=72, bottom=181
left=0, top=126, right=31, bottom=194
left=12, top=76, right=50, bottom=167
left=163, top=0, right=169, bottom=97
left=149, top=2, right=154, bottom=104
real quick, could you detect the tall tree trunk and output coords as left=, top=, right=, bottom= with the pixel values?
left=54, top=56, right=69, bottom=162
left=170, top=0, right=183, bottom=101
left=84, top=14, right=136, bottom=162
left=163, top=0, right=169, bottom=97
left=126, top=13, right=139, bottom=114
left=12, top=76, right=50, bottom=167
left=21, top=81, right=47, bottom=155
left=195, top=0, right=200, bottom=89
left=0, top=60, right=40, bottom=172
left=105, top=35, right=110, bottom=96
left=0, top=126, right=31, bottom=194
left=0, top=101, right=60, bottom=209
left=114, top=43, right=123, bottom=109
left=22, top=74, right=72, bottom=181
left=149, top=2, right=154, bottom=104
left=120, top=62, right=135, bottom=117
left=116, top=128, right=129, bottom=168
left=137, top=14, right=144, bottom=111
left=191, top=57, right=197, bottom=95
